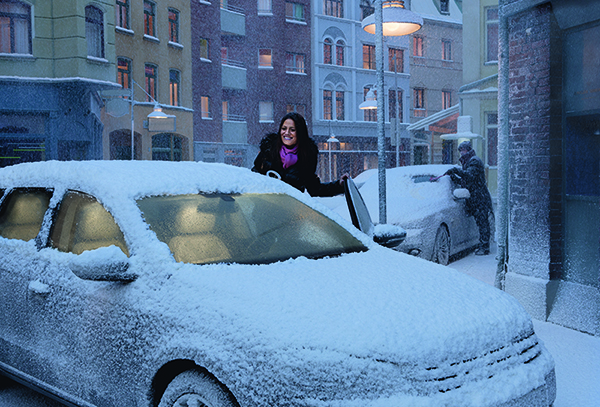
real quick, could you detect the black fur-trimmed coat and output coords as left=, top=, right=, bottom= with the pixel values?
left=251, top=133, right=343, bottom=197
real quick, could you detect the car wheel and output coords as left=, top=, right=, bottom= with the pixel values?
left=158, top=370, right=237, bottom=407
left=433, top=226, right=450, bottom=266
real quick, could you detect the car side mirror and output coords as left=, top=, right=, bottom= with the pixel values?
left=69, top=246, right=136, bottom=282
left=373, top=224, right=407, bottom=248
left=453, top=188, right=470, bottom=200
left=344, top=178, right=406, bottom=248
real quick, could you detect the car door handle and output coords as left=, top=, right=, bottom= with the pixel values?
left=29, top=280, right=51, bottom=295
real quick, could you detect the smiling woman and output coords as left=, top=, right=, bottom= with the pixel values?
left=252, top=112, right=348, bottom=196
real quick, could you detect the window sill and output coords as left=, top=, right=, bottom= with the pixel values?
left=259, top=120, right=274, bottom=123
left=201, top=116, right=213, bottom=120
left=258, top=11, right=273, bottom=16
left=87, top=56, right=109, bottom=64
left=0, top=52, right=34, bottom=60
left=116, top=26, right=134, bottom=36
left=143, top=34, right=160, bottom=44
left=168, top=41, right=184, bottom=49
left=258, top=66, right=273, bottom=70
left=199, top=0, right=211, bottom=4
left=285, top=70, right=307, bottom=76
left=200, top=57, right=212, bottom=63
left=285, top=19, right=307, bottom=25
left=484, top=60, right=498, bottom=66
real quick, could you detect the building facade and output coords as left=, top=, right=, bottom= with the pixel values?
left=499, top=0, right=599, bottom=336
left=101, top=0, right=194, bottom=161
left=457, top=0, right=499, bottom=197
left=407, top=0, right=463, bottom=166
left=0, top=0, right=117, bottom=167
left=311, top=0, right=412, bottom=182
left=192, top=0, right=312, bottom=168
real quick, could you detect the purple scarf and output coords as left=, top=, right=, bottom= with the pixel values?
left=280, top=145, right=298, bottom=169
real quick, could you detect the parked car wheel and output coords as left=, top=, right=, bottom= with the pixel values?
left=433, top=225, right=450, bottom=266
left=159, top=370, right=237, bottom=407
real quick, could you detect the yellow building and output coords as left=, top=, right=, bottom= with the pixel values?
left=101, top=0, right=193, bottom=161
left=459, top=0, right=498, bottom=199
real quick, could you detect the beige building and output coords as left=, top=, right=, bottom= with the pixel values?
left=459, top=0, right=499, bottom=198
left=101, top=0, right=193, bottom=161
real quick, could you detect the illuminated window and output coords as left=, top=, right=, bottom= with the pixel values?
left=201, top=96, right=211, bottom=119
left=117, top=57, right=131, bottom=89
left=259, top=48, right=272, bottom=67
left=363, top=44, right=375, bottom=69
left=169, top=70, right=180, bottom=106
left=145, top=64, right=157, bottom=102
left=324, top=0, right=343, bottom=18
left=168, top=8, right=179, bottom=43
left=0, top=0, right=32, bottom=54
left=144, top=1, right=156, bottom=37
left=116, top=0, right=130, bottom=29
left=388, top=48, right=403, bottom=72
left=413, top=36, right=423, bottom=57
left=324, top=38, right=333, bottom=64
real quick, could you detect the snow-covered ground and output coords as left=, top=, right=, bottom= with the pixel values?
left=1, top=242, right=598, bottom=406
left=450, top=243, right=600, bottom=407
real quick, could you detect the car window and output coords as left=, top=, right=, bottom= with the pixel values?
left=0, top=188, right=53, bottom=241
left=137, top=193, right=367, bottom=265
left=412, top=175, right=436, bottom=184
left=50, top=191, right=129, bottom=256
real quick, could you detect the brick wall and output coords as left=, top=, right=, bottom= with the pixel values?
left=507, top=3, right=563, bottom=279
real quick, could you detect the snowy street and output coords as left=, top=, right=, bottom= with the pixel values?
left=1, top=242, right=599, bottom=406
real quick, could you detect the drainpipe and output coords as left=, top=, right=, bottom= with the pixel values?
left=496, top=0, right=549, bottom=290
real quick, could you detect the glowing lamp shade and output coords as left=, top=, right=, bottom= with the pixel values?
left=359, top=89, right=378, bottom=110
left=362, top=0, right=423, bottom=37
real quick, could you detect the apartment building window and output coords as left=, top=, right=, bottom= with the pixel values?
left=486, top=7, right=499, bottom=63
left=152, top=134, right=183, bottom=161
left=487, top=112, right=498, bottom=166
left=336, top=40, right=344, bottom=66
left=285, top=2, right=304, bottom=22
left=324, top=38, right=332, bottom=64
left=201, top=96, right=211, bottom=119
left=286, top=104, right=306, bottom=116
left=169, top=70, right=180, bottom=106
left=144, top=1, right=156, bottom=37
left=360, top=0, right=374, bottom=20
left=363, top=44, right=375, bottom=70
left=413, top=36, right=423, bottom=57
left=442, top=39, right=452, bottom=61
left=259, top=101, right=273, bottom=122
left=286, top=52, right=305, bottom=73
left=145, top=64, right=158, bottom=102
left=116, top=0, right=130, bottom=29
left=199, top=38, right=209, bottom=59
left=440, top=0, right=449, bottom=14
left=259, top=48, right=272, bottom=67
left=168, top=8, right=179, bottom=43
left=323, top=90, right=332, bottom=120
left=222, top=101, right=229, bottom=121
left=442, top=90, right=451, bottom=109
left=336, top=90, right=345, bottom=121
left=389, top=89, right=403, bottom=121
left=324, top=0, right=343, bottom=18
left=85, top=5, right=104, bottom=58
left=389, top=48, right=403, bottom=73
left=258, top=0, right=272, bottom=14
left=0, top=0, right=32, bottom=54
left=117, top=57, right=131, bottom=90
left=221, top=47, right=228, bottom=63
left=414, top=88, right=425, bottom=116
left=363, top=87, right=376, bottom=122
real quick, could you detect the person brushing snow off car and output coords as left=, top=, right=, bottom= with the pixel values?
left=444, top=141, right=493, bottom=255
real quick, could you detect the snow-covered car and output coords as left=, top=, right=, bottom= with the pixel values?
left=319, top=164, right=493, bottom=265
left=0, top=161, right=554, bottom=407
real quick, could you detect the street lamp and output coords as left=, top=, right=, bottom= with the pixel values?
left=129, top=80, right=176, bottom=160
left=360, top=0, right=422, bottom=224
left=327, top=134, right=340, bottom=182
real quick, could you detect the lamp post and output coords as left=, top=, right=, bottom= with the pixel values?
left=327, top=134, right=340, bottom=182
left=360, top=0, right=422, bottom=224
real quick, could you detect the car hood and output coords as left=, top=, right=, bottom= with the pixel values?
left=145, top=246, right=532, bottom=368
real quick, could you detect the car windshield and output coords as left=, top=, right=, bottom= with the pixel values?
left=137, top=193, right=367, bottom=265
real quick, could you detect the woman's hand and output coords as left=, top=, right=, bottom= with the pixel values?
left=338, top=173, right=350, bottom=185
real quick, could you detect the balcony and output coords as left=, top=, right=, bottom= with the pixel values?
left=222, top=114, right=247, bottom=144
left=221, top=5, right=245, bottom=36
left=221, top=58, right=246, bottom=90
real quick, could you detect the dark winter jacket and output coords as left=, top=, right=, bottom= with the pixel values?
left=251, top=133, right=344, bottom=197
left=446, top=150, right=493, bottom=215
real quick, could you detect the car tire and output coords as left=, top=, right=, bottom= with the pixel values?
left=433, top=226, right=450, bottom=266
left=158, top=370, right=237, bottom=407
